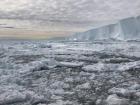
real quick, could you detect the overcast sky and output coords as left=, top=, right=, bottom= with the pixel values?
left=0, top=0, right=140, bottom=38
left=0, top=0, right=140, bottom=21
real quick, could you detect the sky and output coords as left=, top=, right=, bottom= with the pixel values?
left=0, top=0, right=140, bottom=38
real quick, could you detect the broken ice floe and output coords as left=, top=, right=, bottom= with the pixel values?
left=0, top=40, right=140, bottom=105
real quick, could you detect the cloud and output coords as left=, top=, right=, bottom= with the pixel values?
left=0, top=0, right=31, bottom=11
left=0, top=0, right=140, bottom=22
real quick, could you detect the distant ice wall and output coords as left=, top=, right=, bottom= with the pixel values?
left=119, top=17, right=138, bottom=39
left=68, top=16, right=140, bottom=41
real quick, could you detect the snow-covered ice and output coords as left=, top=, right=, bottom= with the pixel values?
left=106, top=94, right=129, bottom=105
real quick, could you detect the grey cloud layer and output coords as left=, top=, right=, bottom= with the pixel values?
left=0, top=0, right=140, bottom=21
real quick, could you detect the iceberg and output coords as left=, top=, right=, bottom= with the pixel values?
left=68, top=16, right=140, bottom=41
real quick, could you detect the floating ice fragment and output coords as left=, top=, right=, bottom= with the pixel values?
left=106, top=94, right=129, bottom=105
left=0, top=90, right=27, bottom=105
left=82, top=62, right=104, bottom=72
left=58, top=61, right=84, bottom=68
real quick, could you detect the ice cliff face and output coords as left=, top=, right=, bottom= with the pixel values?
left=68, top=16, right=140, bottom=41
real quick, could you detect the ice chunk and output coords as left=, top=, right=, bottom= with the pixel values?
left=76, top=82, right=90, bottom=89
left=108, top=88, right=132, bottom=97
left=106, top=94, right=129, bottom=105
left=0, top=90, right=27, bottom=105
left=38, top=104, right=47, bottom=105
left=129, top=83, right=140, bottom=90
left=82, top=62, right=104, bottom=72
left=20, top=59, right=58, bottom=73
left=118, top=61, right=140, bottom=71
left=58, top=61, right=84, bottom=68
